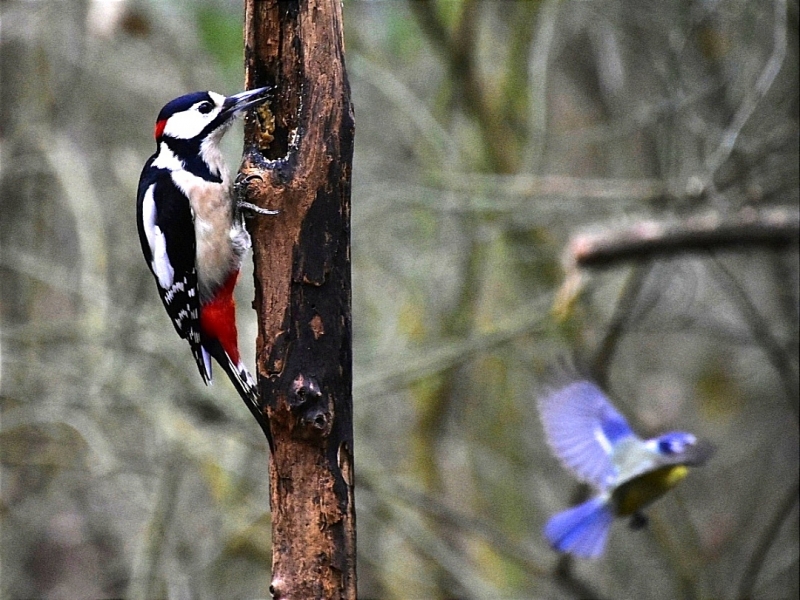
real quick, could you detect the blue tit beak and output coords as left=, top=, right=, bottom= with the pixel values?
left=679, top=438, right=715, bottom=466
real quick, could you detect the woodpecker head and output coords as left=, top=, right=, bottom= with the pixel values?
left=154, top=87, right=270, bottom=145
left=151, top=87, right=270, bottom=180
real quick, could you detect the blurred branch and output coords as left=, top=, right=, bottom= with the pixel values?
left=710, top=256, right=800, bottom=414
left=2, top=249, right=87, bottom=302
left=502, top=3, right=540, bottom=129
left=566, top=207, right=800, bottom=270
left=702, top=0, right=788, bottom=191
left=409, top=0, right=526, bottom=173
left=736, top=478, right=800, bottom=600
left=350, top=53, right=459, bottom=162
left=363, top=476, right=548, bottom=575
left=370, top=497, right=502, bottom=599
left=355, top=294, right=551, bottom=397
left=770, top=251, right=800, bottom=361
left=355, top=176, right=667, bottom=232
left=359, top=476, right=603, bottom=599
left=438, top=173, right=666, bottom=201
left=557, top=81, right=722, bottom=146
left=591, top=264, right=651, bottom=387
left=409, top=0, right=504, bottom=172
left=127, top=451, right=184, bottom=600
left=43, top=134, right=110, bottom=328
left=526, top=0, right=560, bottom=172
left=553, top=556, right=610, bottom=600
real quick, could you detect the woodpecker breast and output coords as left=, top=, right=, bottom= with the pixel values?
left=176, top=174, right=244, bottom=301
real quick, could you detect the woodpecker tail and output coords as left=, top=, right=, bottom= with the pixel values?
left=203, top=338, right=273, bottom=452
left=197, top=270, right=273, bottom=451
left=544, top=496, right=614, bottom=558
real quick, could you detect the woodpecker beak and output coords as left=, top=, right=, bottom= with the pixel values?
left=221, top=86, right=271, bottom=120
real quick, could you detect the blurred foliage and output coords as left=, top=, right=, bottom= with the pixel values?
left=196, top=4, right=244, bottom=89
left=1, top=0, right=798, bottom=599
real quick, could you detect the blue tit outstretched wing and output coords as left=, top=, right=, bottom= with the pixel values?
left=538, top=381, right=637, bottom=490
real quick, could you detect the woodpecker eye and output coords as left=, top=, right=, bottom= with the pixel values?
left=197, top=101, right=214, bottom=114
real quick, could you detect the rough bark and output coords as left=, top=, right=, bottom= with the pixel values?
left=238, top=1, right=356, bottom=598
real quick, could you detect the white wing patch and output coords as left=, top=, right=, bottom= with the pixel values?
left=201, top=347, right=213, bottom=382
left=142, top=184, right=174, bottom=289
left=594, top=426, right=614, bottom=455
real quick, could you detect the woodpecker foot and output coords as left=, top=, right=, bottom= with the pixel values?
left=238, top=201, right=279, bottom=216
left=234, top=173, right=278, bottom=216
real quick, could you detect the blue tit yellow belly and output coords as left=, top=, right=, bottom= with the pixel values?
left=611, top=465, right=689, bottom=516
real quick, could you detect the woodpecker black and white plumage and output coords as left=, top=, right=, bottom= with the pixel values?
left=136, top=87, right=275, bottom=448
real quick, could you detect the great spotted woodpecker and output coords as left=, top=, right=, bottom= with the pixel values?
left=136, top=87, right=275, bottom=448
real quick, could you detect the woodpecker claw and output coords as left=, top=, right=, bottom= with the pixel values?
left=238, top=201, right=280, bottom=216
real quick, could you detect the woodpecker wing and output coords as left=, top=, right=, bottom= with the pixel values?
left=202, top=334, right=272, bottom=450
left=538, top=381, right=638, bottom=490
left=137, top=160, right=210, bottom=383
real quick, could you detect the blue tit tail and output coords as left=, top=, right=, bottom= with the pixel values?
left=544, top=496, right=614, bottom=559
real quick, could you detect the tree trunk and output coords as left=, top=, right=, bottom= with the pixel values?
left=239, top=1, right=356, bottom=598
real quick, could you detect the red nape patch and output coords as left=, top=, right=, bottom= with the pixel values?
left=154, top=119, right=167, bottom=140
left=199, top=271, right=241, bottom=364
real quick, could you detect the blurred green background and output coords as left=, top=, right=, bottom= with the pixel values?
left=1, top=1, right=798, bottom=598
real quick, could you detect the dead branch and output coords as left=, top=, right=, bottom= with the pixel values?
left=567, top=207, right=799, bottom=270
left=239, top=0, right=356, bottom=597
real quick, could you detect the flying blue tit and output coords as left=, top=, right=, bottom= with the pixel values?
left=538, top=380, right=713, bottom=558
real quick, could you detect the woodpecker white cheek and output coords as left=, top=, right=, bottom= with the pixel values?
left=163, top=109, right=217, bottom=140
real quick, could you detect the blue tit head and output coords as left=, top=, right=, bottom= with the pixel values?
left=644, top=431, right=714, bottom=467
left=645, top=431, right=714, bottom=467
left=655, top=431, right=697, bottom=455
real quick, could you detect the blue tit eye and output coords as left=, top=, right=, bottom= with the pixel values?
left=658, top=439, right=677, bottom=454
left=657, top=432, right=697, bottom=455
